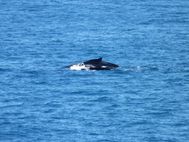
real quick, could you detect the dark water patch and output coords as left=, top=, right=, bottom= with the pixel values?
left=96, top=139, right=117, bottom=142
left=91, top=96, right=114, bottom=103
left=18, top=69, right=44, bottom=78
left=146, top=110, right=174, bottom=118
left=0, top=67, right=13, bottom=73
left=163, top=65, right=189, bottom=74
left=0, top=103, right=24, bottom=109
left=44, top=101, right=62, bottom=108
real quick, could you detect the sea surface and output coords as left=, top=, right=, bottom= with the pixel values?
left=0, top=0, right=189, bottom=142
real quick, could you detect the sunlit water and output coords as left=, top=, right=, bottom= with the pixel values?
left=0, top=0, right=189, bottom=142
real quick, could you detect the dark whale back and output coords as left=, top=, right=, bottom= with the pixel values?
left=84, top=57, right=102, bottom=65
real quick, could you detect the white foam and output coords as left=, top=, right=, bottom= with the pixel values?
left=69, top=63, right=90, bottom=71
left=101, top=66, right=107, bottom=68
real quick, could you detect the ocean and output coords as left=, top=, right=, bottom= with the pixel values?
left=0, top=0, right=189, bottom=141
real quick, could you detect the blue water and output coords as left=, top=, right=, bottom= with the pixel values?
left=0, top=0, right=189, bottom=141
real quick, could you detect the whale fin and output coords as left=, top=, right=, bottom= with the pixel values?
left=97, top=57, right=102, bottom=62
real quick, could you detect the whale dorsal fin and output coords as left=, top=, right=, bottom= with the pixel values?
left=97, top=57, right=102, bottom=62
left=84, top=57, right=103, bottom=64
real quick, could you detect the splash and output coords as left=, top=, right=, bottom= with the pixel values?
left=69, top=63, right=90, bottom=71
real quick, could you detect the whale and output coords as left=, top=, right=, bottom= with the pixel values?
left=67, top=58, right=119, bottom=70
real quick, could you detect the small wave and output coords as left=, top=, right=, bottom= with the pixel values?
left=116, top=65, right=159, bottom=73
